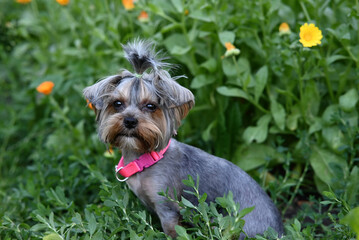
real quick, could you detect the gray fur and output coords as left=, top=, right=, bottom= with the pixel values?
left=122, top=39, right=171, bottom=74
left=83, top=39, right=283, bottom=239
left=129, top=139, right=284, bottom=239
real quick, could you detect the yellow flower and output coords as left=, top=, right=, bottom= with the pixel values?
left=16, top=0, right=31, bottom=4
left=299, top=23, right=323, bottom=47
left=224, top=42, right=240, bottom=58
left=279, top=22, right=291, bottom=35
left=56, top=0, right=69, bottom=5
left=184, top=9, right=189, bottom=16
left=138, top=11, right=149, bottom=23
left=36, top=81, right=55, bottom=95
left=122, top=0, right=134, bottom=10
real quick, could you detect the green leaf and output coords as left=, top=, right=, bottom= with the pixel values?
left=309, top=146, right=348, bottom=190
left=202, top=120, right=216, bottom=142
left=189, top=9, right=213, bottom=22
left=286, top=105, right=301, bottom=131
left=345, top=167, right=359, bottom=205
left=293, top=219, right=301, bottom=232
left=71, top=213, right=82, bottom=225
left=181, top=197, right=195, bottom=209
left=339, top=88, right=359, bottom=112
left=190, top=74, right=215, bottom=89
left=182, top=175, right=195, bottom=188
left=218, top=31, right=235, bottom=46
left=129, top=229, right=142, bottom=240
left=254, top=66, right=268, bottom=103
left=270, top=97, right=286, bottom=130
left=238, top=206, right=255, bottom=218
left=322, top=105, right=339, bottom=125
left=309, top=117, right=323, bottom=134
left=217, top=86, right=249, bottom=100
left=199, top=193, right=207, bottom=203
left=43, top=233, right=62, bottom=240
left=175, top=225, right=191, bottom=239
left=200, top=58, right=217, bottom=72
left=302, top=80, right=320, bottom=120
left=322, top=191, right=337, bottom=200
left=170, top=0, right=183, bottom=13
left=88, top=213, right=97, bottom=236
left=320, top=200, right=335, bottom=205
left=326, top=55, right=348, bottom=65
left=198, top=202, right=209, bottom=221
left=222, top=58, right=237, bottom=77
left=340, top=207, right=359, bottom=239
left=164, top=34, right=188, bottom=53
left=322, top=126, right=346, bottom=152
left=170, top=45, right=192, bottom=55
left=92, top=231, right=103, bottom=240
left=148, top=3, right=165, bottom=15
left=233, top=144, right=283, bottom=171
left=242, top=115, right=271, bottom=144
left=314, top=175, right=330, bottom=194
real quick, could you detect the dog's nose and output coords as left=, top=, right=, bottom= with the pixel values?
left=124, top=117, right=138, bottom=129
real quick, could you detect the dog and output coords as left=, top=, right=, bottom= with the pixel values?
left=83, top=40, right=283, bottom=238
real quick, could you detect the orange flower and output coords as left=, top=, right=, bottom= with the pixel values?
left=108, top=145, right=114, bottom=154
left=56, top=0, right=69, bottom=5
left=16, top=0, right=31, bottom=4
left=224, top=42, right=240, bottom=58
left=36, top=81, right=55, bottom=95
left=225, top=42, right=235, bottom=51
left=122, top=0, right=134, bottom=10
left=184, top=9, right=189, bottom=15
left=279, top=22, right=291, bottom=35
left=138, top=11, right=149, bottom=22
left=86, top=99, right=94, bottom=110
left=104, top=145, right=115, bottom=158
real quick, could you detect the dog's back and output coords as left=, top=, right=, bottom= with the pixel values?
left=159, top=139, right=284, bottom=238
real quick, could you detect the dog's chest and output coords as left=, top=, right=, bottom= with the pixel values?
left=126, top=175, right=142, bottom=197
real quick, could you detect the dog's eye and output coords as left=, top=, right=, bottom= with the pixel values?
left=145, top=103, right=157, bottom=111
left=113, top=101, right=123, bottom=109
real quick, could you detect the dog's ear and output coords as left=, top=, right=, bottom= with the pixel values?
left=83, top=75, right=123, bottom=110
left=169, top=82, right=194, bottom=122
left=153, top=72, right=194, bottom=126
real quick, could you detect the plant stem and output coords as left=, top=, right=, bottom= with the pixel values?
left=320, top=48, right=336, bottom=102
left=282, top=162, right=309, bottom=215
left=180, top=13, right=198, bottom=73
left=300, top=1, right=311, bottom=22
left=357, top=0, right=359, bottom=54
left=49, top=96, right=74, bottom=130
left=232, top=56, right=245, bottom=91
left=296, top=49, right=309, bottom=123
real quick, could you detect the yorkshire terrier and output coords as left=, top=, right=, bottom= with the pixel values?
left=83, top=40, right=283, bottom=239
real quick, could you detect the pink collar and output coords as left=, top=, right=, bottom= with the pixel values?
left=115, top=140, right=171, bottom=182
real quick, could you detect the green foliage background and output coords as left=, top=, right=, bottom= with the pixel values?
left=0, top=0, right=358, bottom=239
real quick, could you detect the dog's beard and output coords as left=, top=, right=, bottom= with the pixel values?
left=99, top=114, right=165, bottom=152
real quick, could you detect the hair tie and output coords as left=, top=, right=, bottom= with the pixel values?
left=134, top=73, right=142, bottom=79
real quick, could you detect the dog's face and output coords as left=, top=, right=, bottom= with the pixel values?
left=83, top=41, right=194, bottom=152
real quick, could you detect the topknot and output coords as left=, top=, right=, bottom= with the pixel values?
left=122, top=39, right=171, bottom=74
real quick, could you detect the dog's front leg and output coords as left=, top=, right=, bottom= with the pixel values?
left=155, top=201, right=180, bottom=238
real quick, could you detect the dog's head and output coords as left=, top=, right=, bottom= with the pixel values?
left=83, top=40, right=194, bottom=152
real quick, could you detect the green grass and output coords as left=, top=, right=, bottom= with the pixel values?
left=1, top=0, right=358, bottom=239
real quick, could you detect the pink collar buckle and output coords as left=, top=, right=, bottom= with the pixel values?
left=115, top=140, right=171, bottom=182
